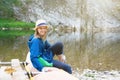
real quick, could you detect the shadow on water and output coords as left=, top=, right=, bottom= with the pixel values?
left=0, top=29, right=120, bottom=74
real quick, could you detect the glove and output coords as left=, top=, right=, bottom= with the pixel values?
left=38, top=57, right=53, bottom=67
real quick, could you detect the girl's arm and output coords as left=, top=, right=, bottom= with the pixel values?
left=30, top=38, right=44, bottom=71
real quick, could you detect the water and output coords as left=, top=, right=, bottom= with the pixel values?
left=0, top=30, right=120, bottom=75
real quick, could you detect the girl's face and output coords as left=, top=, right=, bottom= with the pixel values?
left=37, top=26, right=48, bottom=37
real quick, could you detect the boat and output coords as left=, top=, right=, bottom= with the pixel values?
left=0, top=54, right=79, bottom=80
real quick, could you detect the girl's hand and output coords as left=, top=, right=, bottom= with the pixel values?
left=57, top=54, right=66, bottom=63
left=42, top=67, right=59, bottom=72
left=42, top=67, right=52, bottom=72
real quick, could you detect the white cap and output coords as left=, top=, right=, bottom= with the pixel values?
left=35, top=19, right=47, bottom=27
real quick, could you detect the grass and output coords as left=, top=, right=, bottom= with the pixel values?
left=0, top=18, right=35, bottom=28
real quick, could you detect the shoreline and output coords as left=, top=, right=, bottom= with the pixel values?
left=73, top=69, right=120, bottom=80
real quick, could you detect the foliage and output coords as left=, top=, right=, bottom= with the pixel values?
left=0, top=0, right=21, bottom=18
left=0, top=18, right=34, bottom=28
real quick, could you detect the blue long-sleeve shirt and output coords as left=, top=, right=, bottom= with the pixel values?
left=28, top=35, right=53, bottom=71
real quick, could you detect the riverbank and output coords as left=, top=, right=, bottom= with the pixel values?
left=73, top=69, right=120, bottom=80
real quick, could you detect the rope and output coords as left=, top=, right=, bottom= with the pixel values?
left=22, top=62, right=34, bottom=80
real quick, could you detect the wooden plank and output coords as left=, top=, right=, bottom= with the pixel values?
left=11, top=59, right=27, bottom=80
left=0, top=66, right=13, bottom=80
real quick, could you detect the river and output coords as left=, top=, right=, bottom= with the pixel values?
left=0, top=30, right=120, bottom=76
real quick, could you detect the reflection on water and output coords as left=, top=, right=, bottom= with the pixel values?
left=0, top=30, right=120, bottom=73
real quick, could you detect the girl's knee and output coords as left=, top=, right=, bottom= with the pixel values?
left=51, top=42, right=64, bottom=55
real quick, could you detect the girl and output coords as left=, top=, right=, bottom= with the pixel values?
left=27, top=19, right=72, bottom=74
